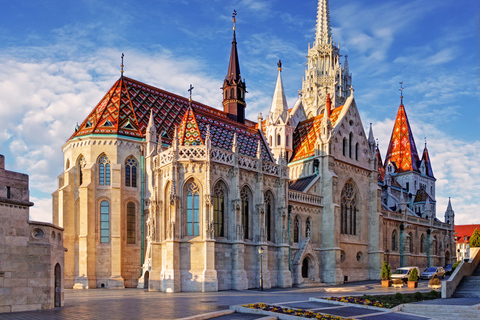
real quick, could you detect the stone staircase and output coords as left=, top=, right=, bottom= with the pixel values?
left=401, top=303, right=480, bottom=320
left=453, top=263, right=480, bottom=298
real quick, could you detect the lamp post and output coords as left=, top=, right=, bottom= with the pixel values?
left=258, top=246, right=264, bottom=291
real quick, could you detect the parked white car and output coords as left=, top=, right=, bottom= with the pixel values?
left=391, top=267, right=420, bottom=282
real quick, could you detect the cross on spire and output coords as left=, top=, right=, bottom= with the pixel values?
left=233, top=10, right=237, bottom=31
left=121, top=53, right=124, bottom=76
left=399, top=82, right=404, bottom=104
left=188, top=84, right=194, bottom=101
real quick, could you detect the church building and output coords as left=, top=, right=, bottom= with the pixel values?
left=52, top=0, right=454, bottom=291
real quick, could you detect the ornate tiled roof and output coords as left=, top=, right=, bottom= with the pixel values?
left=290, top=106, right=343, bottom=162
left=70, top=76, right=273, bottom=162
left=421, top=146, right=435, bottom=178
left=70, top=76, right=227, bottom=143
left=385, top=104, right=420, bottom=173
left=413, top=188, right=435, bottom=203
left=289, top=175, right=317, bottom=192
left=376, top=147, right=385, bottom=181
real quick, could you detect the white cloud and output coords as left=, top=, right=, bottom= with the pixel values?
left=30, top=196, right=53, bottom=223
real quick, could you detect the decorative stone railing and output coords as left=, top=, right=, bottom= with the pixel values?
left=156, top=146, right=281, bottom=176
left=288, top=190, right=322, bottom=206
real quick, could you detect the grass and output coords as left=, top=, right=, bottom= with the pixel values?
left=324, top=291, right=441, bottom=309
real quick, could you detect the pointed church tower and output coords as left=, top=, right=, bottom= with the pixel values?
left=445, top=198, right=455, bottom=225
left=302, top=0, right=352, bottom=118
left=265, top=60, right=293, bottom=161
left=222, top=11, right=247, bottom=124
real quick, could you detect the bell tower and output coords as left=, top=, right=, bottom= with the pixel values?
left=222, top=10, right=247, bottom=124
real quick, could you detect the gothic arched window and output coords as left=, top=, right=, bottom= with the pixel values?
left=349, top=132, right=354, bottom=158
left=186, top=182, right=200, bottom=236
left=343, top=138, right=347, bottom=156
left=241, top=186, right=251, bottom=240
left=125, top=157, right=137, bottom=188
left=293, top=216, right=299, bottom=243
left=100, top=200, right=110, bottom=243
left=277, top=134, right=281, bottom=146
left=264, top=192, right=273, bottom=242
left=98, top=155, right=111, bottom=186
left=305, top=217, right=311, bottom=238
left=392, top=230, right=398, bottom=251
left=77, top=155, right=85, bottom=186
left=355, top=143, right=359, bottom=161
left=409, top=232, right=414, bottom=253
left=126, top=202, right=136, bottom=244
left=433, top=236, right=438, bottom=255
left=341, top=181, right=357, bottom=235
left=230, top=88, right=235, bottom=99
left=213, top=182, right=226, bottom=238
left=420, top=233, right=426, bottom=253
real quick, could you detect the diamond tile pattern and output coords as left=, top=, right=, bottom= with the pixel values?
left=291, top=105, right=343, bottom=162
left=71, top=77, right=273, bottom=162
left=385, top=104, right=420, bottom=173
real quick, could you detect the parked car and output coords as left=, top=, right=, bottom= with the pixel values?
left=444, top=264, right=454, bottom=275
left=420, top=267, right=446, bottom=280
left=391, top=267, right=420, bottom=282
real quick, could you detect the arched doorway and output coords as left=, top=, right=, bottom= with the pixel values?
left=302, top=258, right=309, bottom=278
left=144, top=271, right=149, bottom=289
left=54, top=263, right=61, bottom=307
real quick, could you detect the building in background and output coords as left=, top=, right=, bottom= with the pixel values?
left=455, top=224, right=480, bottom=261
left=52, top=0, right=455, bottom=292
left=0, top=155, right=65, bottom=313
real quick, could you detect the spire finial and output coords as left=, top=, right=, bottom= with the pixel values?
left=399, top=82, right=404, bottom=105
left=277, top=60, right=282, bottom=72
left=232, top=10, right=237, bottom=31
left=121, top=53, right=124, bottom=76
left=425, top=136, right=427, bottom=148
left=188, top=84, right=194, bottom=102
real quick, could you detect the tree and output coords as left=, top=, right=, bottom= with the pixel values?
left=469, top=228, right=480, bottom=247
left=408, top=268, right=419, bottom=282
left=381, top=261, right=391, bottom=280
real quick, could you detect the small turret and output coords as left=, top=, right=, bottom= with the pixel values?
left=146, top=110, right=157, bottom=157
left=445, top=198, right=455, bottom=225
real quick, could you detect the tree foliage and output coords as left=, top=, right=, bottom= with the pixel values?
left=408, top=268, right=419, bottom=282
left=469, top=228, right=480, bottom=247
left=381, top=261, right=391, bottom=280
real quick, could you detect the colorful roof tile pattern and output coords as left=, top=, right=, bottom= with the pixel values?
left=413, top=188, right=435, bottom=203
left=421, top=147, right=435, bottom=178
left=376, top=147, right=385, bottom=181
left=178, top=107, right=204, bottom=146
left=290, top=106, right=343, bottom=162
left=70, top=76, right=228, bottom=144
left=71, top=76, right=274, bottom=162
left=385, top=104, right=420, bottom=173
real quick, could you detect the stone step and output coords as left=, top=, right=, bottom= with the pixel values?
left=401, top=304, right=480, bottom=320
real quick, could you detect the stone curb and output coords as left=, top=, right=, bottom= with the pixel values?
left=308, top=297, right=403, bottom=312
left=230, top=305, right=349, bottom=320
left=176, top=309, right=234, bottom=320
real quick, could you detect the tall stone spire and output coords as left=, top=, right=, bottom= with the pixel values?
left=445, top=197, right=455, bottom=225
left=302, top=0, right=352, bottom=118
left=222, top=10, right=247, bottom=124
left=315, top=0, right=332, bottom=46
left=269, top=60, right=289, bottom=123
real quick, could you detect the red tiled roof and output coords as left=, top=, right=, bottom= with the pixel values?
left=455, top=225, right=480, bottom=244
left=290, top=106, right=343, bottom=162
left=385, top=104, right=420, bottom=173
left=70, top=76, right=274, bottom=162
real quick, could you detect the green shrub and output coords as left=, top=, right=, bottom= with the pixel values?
left=452, top=261, right=461, bottom=273
left=428, top=290, right=440, bottom=298
left=381, top=261, right=391, bottom=280
left=413, top=292, right=423, bottom=301
left=469, top=228, right=480, bottom=247
left=408, top=268, right=419, bottom=282
left=429, top=277, right=441, bottom=286
left=393, top=292, right=403, bottom=301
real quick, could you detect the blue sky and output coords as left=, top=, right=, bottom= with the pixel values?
left=0, top=0, right=479, bottom=224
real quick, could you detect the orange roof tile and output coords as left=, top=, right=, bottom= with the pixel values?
left=290, top=106, right=343, bottom=162
left=455, top=225, right=480, bottom=244
left=385, top=104, right=420, bottom=173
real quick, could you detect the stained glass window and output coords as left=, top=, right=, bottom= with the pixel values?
left=99, top=155, right=110, bottom=186
left=125, top=157, right=137, bottom=188
left=100, top=201, right=110, bottom=243
left=126, top=202, right=135, bottom=244
left=213, top=183, right=225, bottom=237
left=186, top=182, right=200, bottom=236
